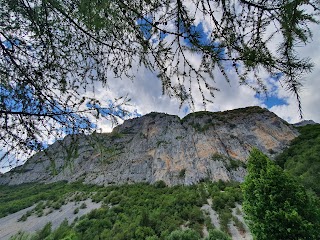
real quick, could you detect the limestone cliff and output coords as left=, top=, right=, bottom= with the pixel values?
left=0, top=106, right=298, bottom=186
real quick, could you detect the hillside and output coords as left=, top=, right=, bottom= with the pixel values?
left=1, top=181, right=248, bottom=240
left=276, top=124, right=320, bottom=195
left=0, top=106, right=297, bottom=186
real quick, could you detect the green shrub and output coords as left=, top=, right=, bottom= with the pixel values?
left=166, top=229, right=201, bottom=240
left=179, top=169, right=186, bottom=178
left=205, top=229, right=231, bottom=240
left=219, top=208, right=232, bottom=235
left=36, top=208, right=43, bottom=217
left=34, top=222, right=52, bottom=240
left=50, top=219, right=72, bottom=240
left=80, top=202, right=87, bottom=209
left=9, top=231, right=34, bottom=240
left=232, top=216, right=246, bottom=233
left=18, top=213, right=28, bottom=222
left=74, top=208, right=79, bottom=214
left=154, top=180, right=167, bottom=188
left=134, top=226, right=156, bottom=239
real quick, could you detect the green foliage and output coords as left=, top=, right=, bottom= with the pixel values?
left=242, top=149, right=320, bottom=240
left=205, top=229, right=231, bottom=240
left=7, top=181, right=243, bottom=240
left=18, top=211, right=31, bottom=222
left=211, top=153, right=223, bottom=160
left=50, top=219, right=73, bottom=240
left=218, top=209, right=232, bottom=235
left=156, top=140, right=169, bottom=147
left=9, top=231, right=35, bottom=240
left=101, top=146, right=123, bottom=164
left=0, top=181, right=100, bottom=218
left=189, top=122, right=212, bottom=132
left=70, top=183, right=209, bottom=239
left=226, top=159, right=246, bottom=171
left=276, top=124, right=320, bottom=195
left=88, top=134, right=125, bottom=164
left=179, top=169, right=186, bottom=178
left=80, top=202, right=87, bottom=209
left=74, top=208, right=79, bottom=214
left=154, top=180, right=167, bottom=188
left=110, top=132, right=124, bottom=140
left=211, top=154, right=245, bottom=171
left=63, top=141, right=79, bottom=171
left=208, top=182, right=242, bottom=235
left=166, top=229, right=201, bottom=240
left=34, top=222, right=52, bottom=240
left=232, top=216, right=246, bottom=234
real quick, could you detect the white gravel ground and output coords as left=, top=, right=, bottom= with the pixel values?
left=201, top=199, right=253, bottom=240
left=0, top=199, right=101, bottom=240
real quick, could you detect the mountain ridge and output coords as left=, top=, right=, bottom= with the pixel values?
left=0, top=106, right=298, bottom=186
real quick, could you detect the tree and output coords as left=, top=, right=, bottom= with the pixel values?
left=242, top=149, right=320, bottom=240
left=1, top=0, right=319, bottom=167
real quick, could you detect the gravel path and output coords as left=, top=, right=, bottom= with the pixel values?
left=201, top=204, right=221, bottom=229
left=201, top=199, right=253, bottom=240
left=229, top=204, right=253, bottom=240
left=0, top=199, right=101, bottom=240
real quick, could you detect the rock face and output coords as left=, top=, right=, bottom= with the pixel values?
left=0, top=106, right=298, bottom=186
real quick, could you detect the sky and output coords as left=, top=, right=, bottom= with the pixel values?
left=95, top=23, right=320, bottom=133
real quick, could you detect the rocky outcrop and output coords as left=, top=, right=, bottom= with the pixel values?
left=0, top=106, right=298, bottom=186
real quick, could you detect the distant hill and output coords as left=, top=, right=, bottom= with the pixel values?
left=293, top=120, right=318, bottom=127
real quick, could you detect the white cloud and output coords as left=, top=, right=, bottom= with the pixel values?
left=96, top=60, right=263, bottom=127
left=37, top=3, right=320, bottom=131
left=93, top=17, right=320, bottom=128
left=269, top=23, right=320, bottom=124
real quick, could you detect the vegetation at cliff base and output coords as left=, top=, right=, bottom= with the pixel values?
left=3, top=181, right=242, bottom=240
left=276, top=124, right=320, bottom=195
